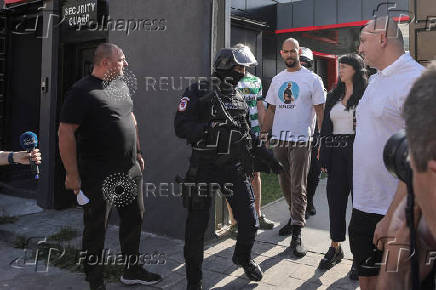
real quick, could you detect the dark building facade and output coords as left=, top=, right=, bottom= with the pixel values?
left=0, top=0, right=228, bottom=240
left=231, top=0, right=409, bottom=91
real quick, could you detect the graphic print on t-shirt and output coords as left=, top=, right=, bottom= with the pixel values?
left=278, top=81, right=299, bottom=108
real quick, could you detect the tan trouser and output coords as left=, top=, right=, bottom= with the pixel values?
left=273, top=142, right=311, bottom=226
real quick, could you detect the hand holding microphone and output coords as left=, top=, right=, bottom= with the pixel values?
left=12, top=150, right=42, bottom=165
left=19, top=131, right=40, bottom=180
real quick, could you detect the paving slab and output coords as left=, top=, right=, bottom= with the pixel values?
left=0, top=178, right=360, bottom=290
left=0, top=194, right=43, bottom=217
left=261, top=179, right=354, bottom=260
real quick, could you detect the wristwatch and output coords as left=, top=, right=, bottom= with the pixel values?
left=137, top=150, right=143, bottom=155
left=8, top=152, right=18, bottom=165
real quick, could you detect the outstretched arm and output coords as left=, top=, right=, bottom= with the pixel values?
left=0, top=150, right=42, bottom=166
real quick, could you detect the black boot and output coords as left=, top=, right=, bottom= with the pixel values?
left=232, top=254, right=263, bottom=281
left=318, top=246, right=344, bottom=270
left=289, top=226, right=307, bottom=258
left=278, top=217, right=293, bottom=236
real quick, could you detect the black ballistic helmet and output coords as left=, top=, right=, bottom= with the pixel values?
left=214, top=47, right=258, bottom=71
left=300, top=47, right=314, bottom=69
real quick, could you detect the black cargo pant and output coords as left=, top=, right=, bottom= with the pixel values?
left=80, top=163, right=144, bottom=283
left=326, top=135, right=354, bottom=242
left=307, top=142, right=321, bottom=207
left=184, top=163, right=258, bottom=285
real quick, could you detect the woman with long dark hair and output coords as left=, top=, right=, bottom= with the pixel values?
left=318, top=54, right=367, bottom=279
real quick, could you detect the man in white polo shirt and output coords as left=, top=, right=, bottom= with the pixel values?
left=349, top=16, right=424, bottom=290
left=262, top=38, right=325, bottom=258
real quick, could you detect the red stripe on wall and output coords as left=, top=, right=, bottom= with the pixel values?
left=275, top=15, right=411, bottom=34
left=313, top=51, right=336, bottom=59
left=5, top=0, right=27, bottom=3
left=275, top=20, right=370, bottom=34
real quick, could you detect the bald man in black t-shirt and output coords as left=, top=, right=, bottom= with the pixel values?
left=59, top=43, right=161, bottom=290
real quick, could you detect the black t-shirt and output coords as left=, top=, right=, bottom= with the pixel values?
left=60, top=75, right=137, bottom=180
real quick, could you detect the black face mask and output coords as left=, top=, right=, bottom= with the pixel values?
left=216, top=69, right=245, bottom=87
left=226, top=70, right=245, bottom=86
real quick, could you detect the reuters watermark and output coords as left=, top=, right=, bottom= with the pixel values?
left=144, top=182, right=234, bottom=198
left=144, top=76, right=240, bottom=92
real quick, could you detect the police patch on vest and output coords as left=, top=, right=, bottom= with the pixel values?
left=223, top=103, right=240, bottom=110
left=178, top=97, right=190, bottom=112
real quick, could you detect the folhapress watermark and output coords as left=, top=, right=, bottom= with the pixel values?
left=76, top=249, right=166, bottom=269
left=76, top=15, right=167, bottom=35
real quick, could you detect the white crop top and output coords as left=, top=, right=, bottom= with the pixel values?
left=330, top=102, right=355, bottom=134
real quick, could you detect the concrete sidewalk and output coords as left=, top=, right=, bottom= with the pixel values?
left=0, top=179, right=359, bottom=289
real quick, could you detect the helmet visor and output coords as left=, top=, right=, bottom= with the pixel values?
left=233, top=46, right=258, bottom=67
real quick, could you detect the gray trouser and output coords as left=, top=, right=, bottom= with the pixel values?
left=273, top=141, right=311, bottom=227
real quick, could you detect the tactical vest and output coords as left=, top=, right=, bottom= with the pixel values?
left=193, top=82, right=253, bottom=167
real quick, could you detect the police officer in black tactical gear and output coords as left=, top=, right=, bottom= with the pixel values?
left=300, top=47, right=321, bottom=220
left=174, top=47, right=284, bottom=290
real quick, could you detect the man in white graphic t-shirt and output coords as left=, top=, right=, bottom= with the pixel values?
left=262, top=38, right=326, bottom=258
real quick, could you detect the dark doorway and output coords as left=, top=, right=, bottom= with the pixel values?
left=53, top=40, right=104, bottom=209
left=0, top=13, right=42, bottom=198
left=231, top=25, right=262, bottom=77
left=314, top=55, right=338, bottom=92
left=59, top=40, right=104, bottom=99
left=7, top=32, right=42, bottom=148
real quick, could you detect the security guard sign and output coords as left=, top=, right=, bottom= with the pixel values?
left=62, top=0, right=97, bottom=27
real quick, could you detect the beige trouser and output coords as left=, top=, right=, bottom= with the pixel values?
left=273, top=141, right=311, bottom=227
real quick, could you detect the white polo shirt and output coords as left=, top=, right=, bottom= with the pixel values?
left=265, top=67, right=326, bottom=142
left=353, top=53, right=424, bottom=215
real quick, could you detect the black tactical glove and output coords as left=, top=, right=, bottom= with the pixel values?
left=252, top=144, right=284, bottom=174
left=269, top=159, right=284, bottom=174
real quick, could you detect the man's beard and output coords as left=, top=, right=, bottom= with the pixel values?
left=285, top=57, right=298, bottom=68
